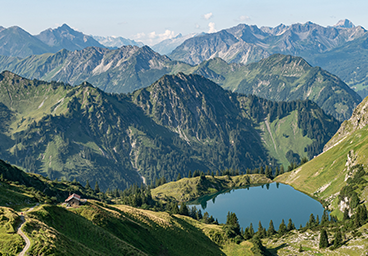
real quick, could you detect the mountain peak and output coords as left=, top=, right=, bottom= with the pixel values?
left=60, top=23, right=72, bottom=30
left=334, top=19, right=355, bottom=28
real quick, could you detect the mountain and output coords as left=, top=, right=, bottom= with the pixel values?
left=36, top=24, right=105, bottom=51
left=0, top=26, right=51, bottom=58
left=0, top=71, right=340, bottom=190
left=0, top=46, right=358, bottom=121
left=152, top=33, right=202, bottom=55
left=190, top=54, right=362, bottom=121
left=0, top=24, right=110, bottom=58
left=307, top=32, right=368, bottom=98
left=93, top=35, right=144, bottom=48
left=0, top=46, right=188, bottom=93
left=276, top=95, right=368, bottom=216
left=169, top=20, right=366, bottom=66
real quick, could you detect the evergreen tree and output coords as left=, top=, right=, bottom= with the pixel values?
left=279, top=219, right=287, bottom=235
left=321, top=209, right=329, bottom=225
left=85, top=180, right=91, bottom=190
left=249, top=223, right=254, bottom=237
left=267, top=220, right=276, bottom=237
left=316, top=215, right=320, bottom=226
left=188, top=170, right=192, bottom=178
left=94, top=181, right=100, bottom=193
left=333, top=230, right=342, bottom=249
left=319, top=229, right=329, bottom=248
left=343, top=208, right=350, bottom=221
left=226, top=212, right=241, bottom=235
left=179, top=202, right=189, bottom=216
left=287, top=218, right=295, bottom=231
left=177, top=173, right=181, bottom=181
left=299, top=244, right=303, bottom=252
left=307, top=213, right=316, bottom=228
left=274, top=166, right=279, bottom=177
left=257, top=221, right=266, bottom=238
left=279, top=165, right=285, bottom=175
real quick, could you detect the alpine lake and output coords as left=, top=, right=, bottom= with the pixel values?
left=188, top=182, right=326, bottom=230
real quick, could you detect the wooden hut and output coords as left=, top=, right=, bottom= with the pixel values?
left=65, top=193, right=81, bottom=207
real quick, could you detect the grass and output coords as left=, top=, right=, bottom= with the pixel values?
left=151, top=174, right=272, bottom=203
left=22, top=201, right=226, bottom=256
left=0, top=207, right=23, bottom=256
left=260, top=110, right=312, bottom=167
left=276, top=126, right=368, bottom=216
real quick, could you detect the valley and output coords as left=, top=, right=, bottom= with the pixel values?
left=0, top=14, right=368, bottom=255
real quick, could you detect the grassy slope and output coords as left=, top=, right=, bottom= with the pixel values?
left=275, top=125, right=368, bottom=216
left=0, top=207, right=23, bottom=256
left=151, top=174, right=271, bottom=203
left=259, top=110, right=312, bottom=167
left=22, top=202, right=227, bottom=256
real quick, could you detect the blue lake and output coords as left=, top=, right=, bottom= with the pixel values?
left=188, top=182, right=325, bottom=229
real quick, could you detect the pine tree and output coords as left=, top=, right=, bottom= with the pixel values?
left=280, top=165, right=285, bottom=175
left=343, top=208, right=350, bottom=221
left=333, top=230, right=342, bottom=249
left=85, top=180, right=91, bottom=190
left=299, top=244, right=303, bottom=252
left=188, top=170, right=192, bottom=178
left=177, top=173, right=181, bottom=181
left=307, top=213, right=316, bottom=228
left=287, top=218, right=295, bottom=231
left=274, top=166, right=279, bottom=177
left=319, top=229, right=329, bottom=248
left=249, top=223, right=254, bottom=237
left=279, top=219, right=287, bottom=235
left=94, top=181, right=100, bottom=193
left=267, top=220, right=276, bottom=237
left=321, top=209, right=329, bottom=225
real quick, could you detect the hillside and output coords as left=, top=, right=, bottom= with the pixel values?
left=275, top=96, right=368, bottom=217
left=0, top=71, right=340, bottom=190
left=308, top=33, right=368, bottom=98
left=190, top=55, right=361, bottom=121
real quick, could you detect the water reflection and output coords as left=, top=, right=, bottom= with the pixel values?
left=188, top=182, right=325, bottom=230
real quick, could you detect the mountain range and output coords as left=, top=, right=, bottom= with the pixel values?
left=0, top=24, right=140, bottom=58
left=169, top=19, right=366, bottom=65
left=2, top=20, right=368, bottom=97
left=0, top=71, right=340, bottom=190
left=93, top=35, right=144, bottom=48
left=0, top=47, right=360, bottom=121
left=168, top=19, right=368, bottom=97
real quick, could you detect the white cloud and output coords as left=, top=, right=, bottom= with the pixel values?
left=204, top=13, right=213, bottom=20
left=208, top=22, right=217, bottom=33
left=239, top=15, right=251, bottom=22
left=195, top=24, right=200, bottom=29
left=133, top=30, right=176, bottom=45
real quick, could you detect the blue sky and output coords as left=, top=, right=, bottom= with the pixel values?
left=1, top=0, right=367, bottom=45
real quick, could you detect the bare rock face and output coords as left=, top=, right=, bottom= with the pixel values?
left=324, top=96, right=368, bottom=151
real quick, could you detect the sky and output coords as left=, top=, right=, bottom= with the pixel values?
left=1, top=0, right=368, bottom=46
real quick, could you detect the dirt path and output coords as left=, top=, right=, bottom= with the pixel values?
left=17, top=203, right=38, bottom=256
left=17, top=215, right=30, bottom=256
